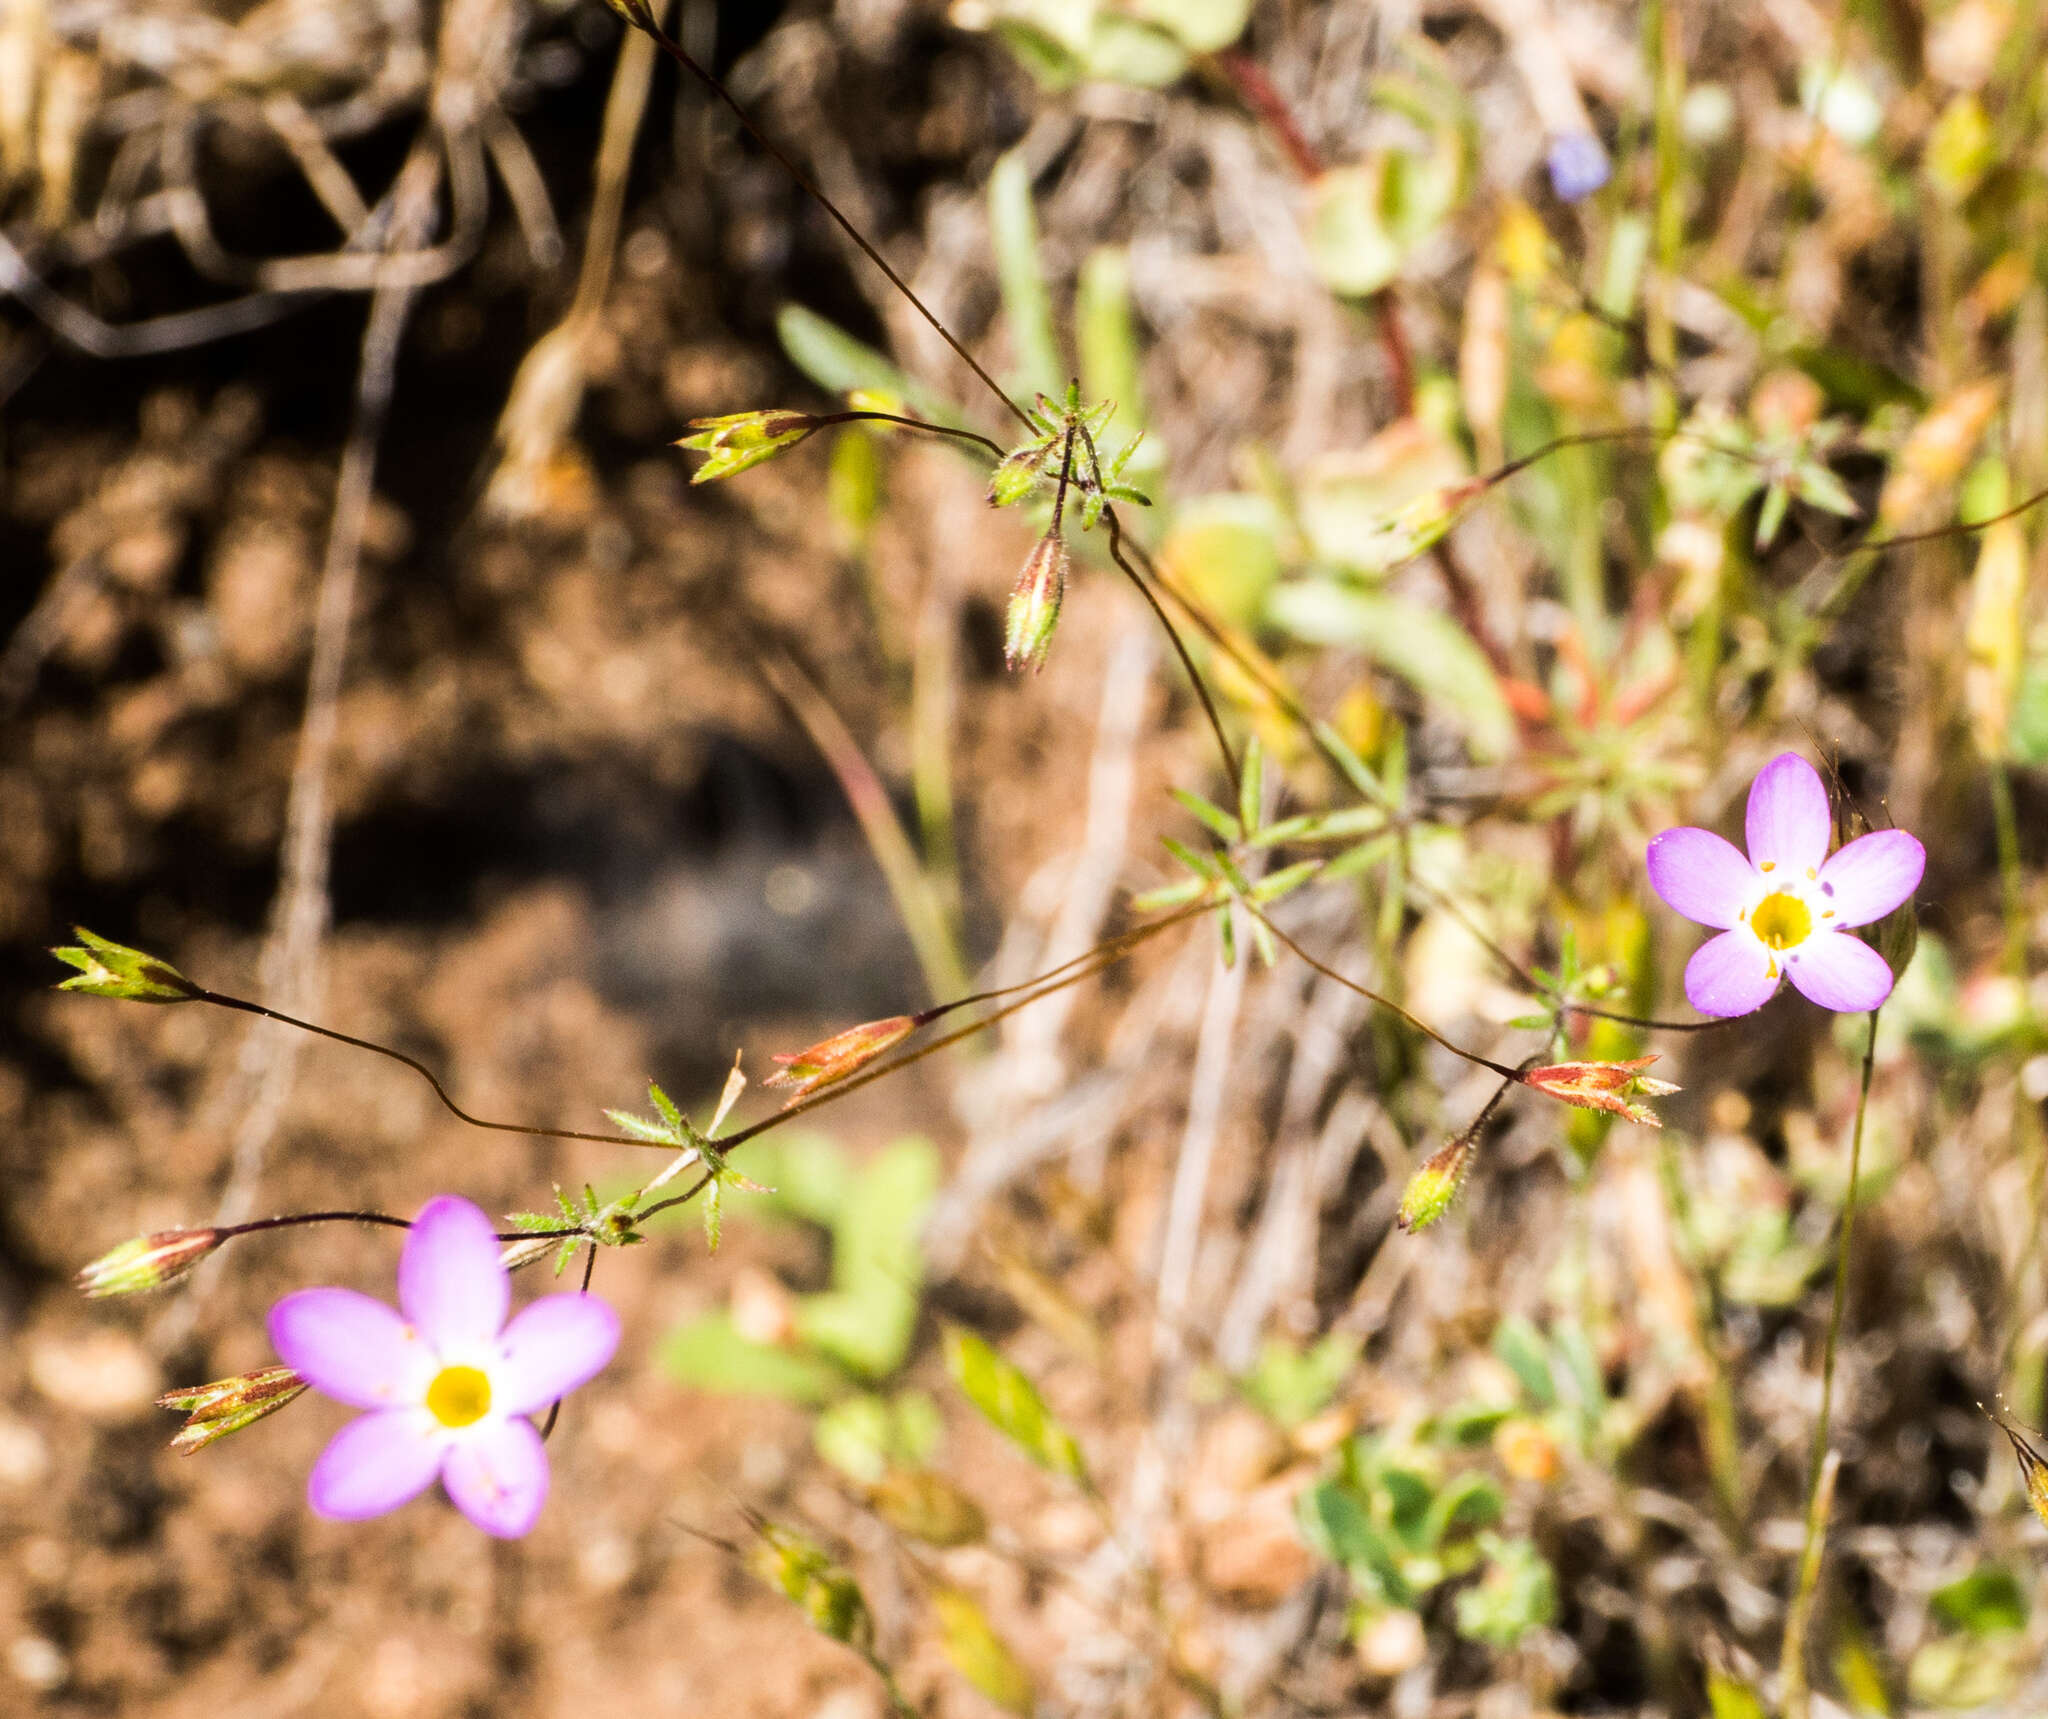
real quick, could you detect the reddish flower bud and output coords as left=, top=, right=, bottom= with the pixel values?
left=1520, top=1056, right=1680, bottom=1127
left=159, top=1366, right=309, bottom=1455
left=764, top=1015, right=918, bottom=1102
left=1004, top=533, right=1069, bottom=673
left=77, top=1228, right=222, bottom=1298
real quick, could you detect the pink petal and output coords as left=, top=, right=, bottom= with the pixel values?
left=1745, top=753, right=1832, bottom=876
left=399, top=1196, right=509, bottom=1352
left=442, top=1417, right=549, bottom=1538
left=1683, top=931, right=1779, bottom=1017
left=1646, top=827, right=1754, bottom=929
left=1785, top=931, right=1895, bottom=1013
left=493, top=1294, right=621, bottom=1418
left=307, top=1409, right=446, bottom=1520
left=1816, top=829, right=1925, bottom=928
left=270, top=1287, right=431, bottom=1409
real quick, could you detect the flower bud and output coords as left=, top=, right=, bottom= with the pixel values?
left=746, top=1522, right=875, bottom=1653
left=1520, top=1055, right=1681, bottom=1126
left=676, top=409, right=819, bottom=483
left=1004, top=532, right=1069, bottom=673
left=763, top=1015, right=918, bottom=1102
left=1984, top=1403, right=2048, bottom=1532
left=1397, top=1130, right=1477, bottom=1233
left=159, top=1366, right=309, bottom=1455
left=1874, top=902, right=1919, bottom=988
left=77, top=1228, right=222, bottom=1298
left=52, top=929, right=201, bottom=1004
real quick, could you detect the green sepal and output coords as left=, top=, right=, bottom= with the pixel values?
left=676, top=410, right=817, bottom=483
left=53, top=928, right=201, bottom=1003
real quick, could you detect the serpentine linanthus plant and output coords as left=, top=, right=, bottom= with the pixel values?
left=51, top=1, right=2048, bottom=1710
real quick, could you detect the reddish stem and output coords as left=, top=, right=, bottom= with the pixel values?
left=1213, top=49, right=1322, bottom=178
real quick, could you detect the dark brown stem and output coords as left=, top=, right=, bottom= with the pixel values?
left=1102, top=505, right=1240, bottom=795
left=614, top=0, right=1030, bottom=430
left=193, top=901, right=1211, bottom=1159
left=197, top=992, right=654, bottom=1148
left=540, top=1246, right=599, bottom=1441
left=220, top=1209, right=412, bottom=1239
left=1402, top=876, right=1734, bottom=1034
left=1243, top=902, right=1522, bottom=1079
left=803, top=410, right=1005, bottom=459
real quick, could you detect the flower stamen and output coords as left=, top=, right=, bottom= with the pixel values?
left=1751, top=891, right=1813, bottom=951
left=426, top=1365, right=492, bottom=1429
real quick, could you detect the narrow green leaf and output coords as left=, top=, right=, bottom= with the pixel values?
left=1161, top=834, right=1221, bottom=880
left=660, top=1312, right=846, bottom=1404
left=1170, top=788, right=1241, bottom=843
left=933, top=1590, right=1035, bottom=1716
left=943, top=1326, right=1089, bottom=1486
left=1238, top=735, right=1265, bottom=840
left=1271, top=585, right=1514, bottom=761
left=776, top=304, right=953, bottom=423
left=1248, top=858, right=1323, bottom=904
left=1130, top=878, right=1214, bottom=912
left=989, top=148, right=1065, bottom=400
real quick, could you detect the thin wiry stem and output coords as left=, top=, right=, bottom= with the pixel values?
left=1102, top=505, right=1239, bottom=795
left=608, top=0, right=1029, bottom=430
left=1243, top=901, right=1522, bottom=1079
left=1779, top=1007, right=1879, bottom=1719
left=188, top=901, right=1213, bottom=1156
left=197, top=991, right=656, bottom=1148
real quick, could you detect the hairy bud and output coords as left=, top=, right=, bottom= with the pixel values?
left=764, top=1015, right=918, bottom=1102
left=1004, top=532, right=1069, bottom=673
left=1398, top=1130, right=1477, bottom=1232
left=78, top=1228, right=222, bottom=1297
left=159, top=1366, right=309, bottom=1455
left=1520, top=1055, right=1680, bottom=1126
left=52, top=928, right=201, bottom=1004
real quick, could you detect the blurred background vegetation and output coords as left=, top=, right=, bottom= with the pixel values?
left=3, top=0, right=2048, bottom=1714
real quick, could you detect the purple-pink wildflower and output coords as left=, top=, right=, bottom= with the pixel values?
left=1646, top=752, right=1924, bottom=1018
left=269, top=1195, right=618, bottom=1538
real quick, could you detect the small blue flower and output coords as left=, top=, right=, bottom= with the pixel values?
left=1546, top=132, right=1611, bottom=203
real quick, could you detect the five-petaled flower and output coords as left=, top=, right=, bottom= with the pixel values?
left=269, top=1195, right=619, bottom=1538
left=1646, top=753, right=1924, bottom=1017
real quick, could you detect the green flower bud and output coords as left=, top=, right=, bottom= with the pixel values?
left=676, top=410, right=820, bottom=483
left=1398, top=1130, right=1477, bottom=1233
left=1004, top=532, right=1069, bottom=674
left=51, top=929, right=201, bottom=1004
left=77, top=1228, right=221, bottom=1297
left=746, top=1522, right=875, bottom=1653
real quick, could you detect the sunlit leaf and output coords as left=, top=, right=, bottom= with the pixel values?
left=944, top=1326, right=1089, bottom=1485
left=932, top=1590, right=1035, bottom=1715
left=1269, top=584, right=1514, bottom=761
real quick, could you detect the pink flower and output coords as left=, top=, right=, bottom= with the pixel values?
left=268, top=1196, right=619, bottom=1538
left=1646, top=753, right=1924, bottom=1018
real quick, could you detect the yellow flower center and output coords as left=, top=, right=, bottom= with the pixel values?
left=1750, top=891, right=1813, bottom=951
left=425, top=1365, right=492, bottom=1429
